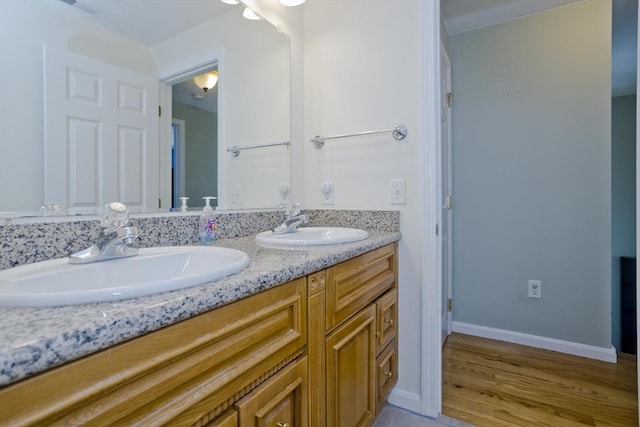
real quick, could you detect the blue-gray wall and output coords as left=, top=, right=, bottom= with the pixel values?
left=450, top=0, right=612, bottom=348
left=611, top=95, right=637, bottom=351
left=172, top=102, right=218, bottom=207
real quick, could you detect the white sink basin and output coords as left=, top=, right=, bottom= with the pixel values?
left=0, top=246, right=249, bottom=307
left=256, top=227, right=369, bottom=247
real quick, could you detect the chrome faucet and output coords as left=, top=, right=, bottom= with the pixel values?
left=69, top=202, right=139, bottom=264
left=272, top=202, right=308, bottom=234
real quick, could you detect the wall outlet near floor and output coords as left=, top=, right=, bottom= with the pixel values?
left=528, top=280, right=542, bottom=299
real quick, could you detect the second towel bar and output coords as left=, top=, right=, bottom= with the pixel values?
left=227, top=141, right=290, bottom=157
left=310, top=124, right=408, bottom=149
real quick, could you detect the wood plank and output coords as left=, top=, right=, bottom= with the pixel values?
left=442, top=333, right=638, bottom=427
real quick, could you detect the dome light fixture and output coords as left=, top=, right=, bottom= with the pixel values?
left=193, top=71, right=218, bottom=93
left=279, top=0, right=305, bottom=5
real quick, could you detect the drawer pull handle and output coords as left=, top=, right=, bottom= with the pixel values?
left=277, top=423, right=290, bottom=427
left=384, top=319, right=394, bottom=326
left=384, top=371, right=393, bottom=378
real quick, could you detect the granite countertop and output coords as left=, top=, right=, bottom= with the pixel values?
left=0, top=230, right=401, bottom=387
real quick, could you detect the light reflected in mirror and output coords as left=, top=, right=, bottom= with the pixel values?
left=0, top=0, right=290, bottom=217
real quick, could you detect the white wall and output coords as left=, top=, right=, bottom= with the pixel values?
left=304, top=0, right=428, bottom=410
left=0, top=0, right=153, bottom=213
left=450, top=0, right=612, bottom=348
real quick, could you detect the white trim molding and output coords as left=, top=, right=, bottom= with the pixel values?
left=452, top=321, right=618, bottom=363
left=388, top=389, right=422, bottom=414
left=420, top=0, right=443, bottom=419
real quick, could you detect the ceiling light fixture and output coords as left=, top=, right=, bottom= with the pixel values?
left=193, top=71, right=218, bottom=92
left=279, top=0, right=305, bottom=5
left=242, top=7, right=261, bottom=20
left=220, top=0, right=239, bottom=4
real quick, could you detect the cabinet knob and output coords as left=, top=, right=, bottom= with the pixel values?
left=277, top=422, right=290, bottom=427
left=384, top=371, right=393, bottom=378
left=384, top=319, right=394, bottom=326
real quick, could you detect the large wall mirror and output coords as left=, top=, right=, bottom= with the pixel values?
left=0, top=0, right=291, bottom=216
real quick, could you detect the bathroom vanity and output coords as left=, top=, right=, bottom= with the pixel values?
left=0, top=216, right=400, bottom=427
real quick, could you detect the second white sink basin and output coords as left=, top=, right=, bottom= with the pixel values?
left=256, top=227, right=369, bottom=247
left=0, top=246, right=249, bottom=307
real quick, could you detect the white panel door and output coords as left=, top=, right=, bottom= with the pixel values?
left=440, top=45, right=453, bottom=346
left=44, top=46, right=159, bottom=214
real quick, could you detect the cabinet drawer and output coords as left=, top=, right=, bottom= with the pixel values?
left=235, top=357, right=308, bottom=427
left=376, top=289, right=397, bottom=355
left=208, top=409, right=238, bottom=427
left=326, top=244, right=396, bottom=331
left=375, top=339, right=398, bottom=415
left=0, top=278, right=307, bottom=427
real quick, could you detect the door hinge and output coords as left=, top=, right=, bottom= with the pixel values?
left=446, top=92, right=453, bottom=108
left=158, top=105, right=161, bottom=117
left=447, top=298, right=452, bottom=312
left=158, top=198, right=161, bottom=208
left=435, top=224, right=439, bottom=236
left=444, top=195, right=453, bottom=210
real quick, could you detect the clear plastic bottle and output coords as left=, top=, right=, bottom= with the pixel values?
left=199, top=197, right=217, bottom=245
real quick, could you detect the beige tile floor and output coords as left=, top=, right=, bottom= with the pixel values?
left=373, top=405, right=474, bottom=427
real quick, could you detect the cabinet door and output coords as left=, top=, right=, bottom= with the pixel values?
left=235, top=357, right=308, bottom=427
left=326, top=305, right=376, bottom=427
left=376, top=289, right=397, bottom=355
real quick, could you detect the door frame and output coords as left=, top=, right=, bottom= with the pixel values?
left=157, top=51, right=223, bottom=210
left=420, top=0, right=443, bottom=418
left=171, top=118, right=186, bottom=207
left=440, top=43, right=453, bottom=345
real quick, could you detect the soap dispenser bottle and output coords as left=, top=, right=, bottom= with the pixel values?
left=199, top=196, right=218, bottom=245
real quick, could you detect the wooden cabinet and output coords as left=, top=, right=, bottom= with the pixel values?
left=309, top=243, right=398, bottom=427
left=0, top=278, right=307, bottom=427
left=0, top=243, right=398, bottom=427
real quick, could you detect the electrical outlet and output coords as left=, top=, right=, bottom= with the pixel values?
left=232, top=185, right=242, bottom=203
left=321, top=182, right=334, bottom=205
left=390, top=179, right=406, bottom=205
left=278, top=183, right=290, bottom=202
left=528, top=280, right=542, bottom=299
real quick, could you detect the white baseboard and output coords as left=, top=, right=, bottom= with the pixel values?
left=387, top=388, right=422, bottom=414
left=452, top=321, right=617, bottom=363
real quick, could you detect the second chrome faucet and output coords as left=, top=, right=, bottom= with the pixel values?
left=272, top=202, right=308, bottom=234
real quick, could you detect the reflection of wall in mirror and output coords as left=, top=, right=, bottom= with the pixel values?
left=172, top=103, right=218, bottom=208
left=152, top=8, right=291, bottom=210
left=0, top=0, right=155, bottom=213
left=0, top=0, right=290, bottom=214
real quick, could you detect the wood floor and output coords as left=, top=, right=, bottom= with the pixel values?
left=442, top=333, right=638, bottom=426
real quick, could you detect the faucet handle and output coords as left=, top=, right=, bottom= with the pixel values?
left=100, top=202, right=130, bottom=233
left=285, top=201, right=301, bottom=217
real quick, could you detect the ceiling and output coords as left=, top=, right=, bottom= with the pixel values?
left=441, top=0, right=638, bottom=96
left=60, top=0, right=637, bottom=96
left=57, top=0, right=237, bottom=46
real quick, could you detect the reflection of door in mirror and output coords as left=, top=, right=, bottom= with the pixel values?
left=44, top=46, right=160, bottom=215
left=170, top=68, right=219, bottom=210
